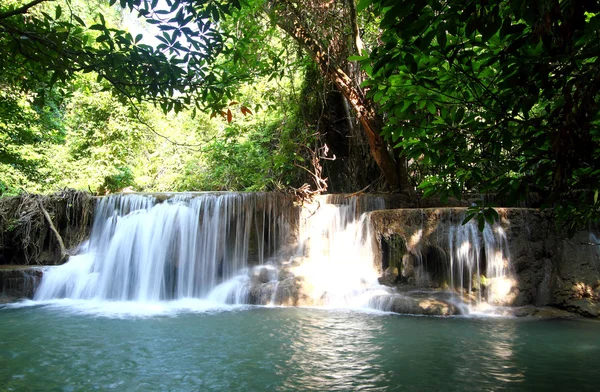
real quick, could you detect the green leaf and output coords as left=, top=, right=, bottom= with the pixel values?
left=484, top=209, right=496, bottom=226
left=477, top=214, right=486, bottom=232
left=426, top=100, right=436, bottom=115
left=348, top=55, right=368, bottom=62
left=404, top=53, right=417, bottom=73
left=356, top=0, right=372, bottom=12
left=436, top=24, right=447, bottom=50
left=454, top=107, right=465, bottom=123
left=73, top=15, right=86, bottom=26
left=462, top=212, right=476, bottom=225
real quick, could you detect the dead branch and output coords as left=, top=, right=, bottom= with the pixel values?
left=289, top=144, right=332, bottom=205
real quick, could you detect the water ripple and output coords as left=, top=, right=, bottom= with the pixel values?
left=1, top=307, right=599, bottom=391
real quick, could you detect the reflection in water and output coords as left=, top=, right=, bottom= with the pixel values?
left=482, top=321, right=525, bottom=385
left=446, top=320, right=526, bottom=388
left=276, top=310, right=387, bottom=391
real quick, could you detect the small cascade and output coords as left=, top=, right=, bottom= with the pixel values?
left=35, top=193, right=296, bottom=302
left=290, top=194, right=387, bottom=306
left=446, top=220, right=512, bottom=306
left=208, top=194, right=391, bottom=308
left=373, top=208, right=515, bottom=313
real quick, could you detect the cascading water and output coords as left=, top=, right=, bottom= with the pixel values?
left=35, top=193, right=295, bottom=302
left=208, top=194, right=390, bottom=307
left=374, top=208, right=515, bottom=314
left=447, top=221, right=511, bottom=304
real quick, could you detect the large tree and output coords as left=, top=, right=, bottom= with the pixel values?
left=0, top=0, right=247, bottom=112
left=263, top=0, right=413, bottom=192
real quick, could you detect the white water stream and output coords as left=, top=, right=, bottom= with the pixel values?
left=35, top=193, right=293, bottom=302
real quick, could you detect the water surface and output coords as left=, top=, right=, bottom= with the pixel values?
left=1, top=304, right=599, bottom=391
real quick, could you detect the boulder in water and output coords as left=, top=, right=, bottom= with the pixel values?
left=257, top=267, right=272, bottom=284
left=378, top=267, right=399, bottom=286
left=388, top=295, right=459, bottom=316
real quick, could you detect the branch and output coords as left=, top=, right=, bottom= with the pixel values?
left=346, top=0, right=364, bottom=54
left=0, top=0, right=52, bottom=20
left=126, top=98, right=207, bottom=151
left=36, top=199, right=68, bottom=263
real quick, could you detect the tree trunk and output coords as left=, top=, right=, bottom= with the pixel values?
left=326, top=66, right=400, bottom=189
left=270, top=11, right=412, bottom=192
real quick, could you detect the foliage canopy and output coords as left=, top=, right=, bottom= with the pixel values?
left=360, top=0, right=600, bottom=231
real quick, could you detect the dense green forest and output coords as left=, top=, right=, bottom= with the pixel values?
left=1, top=0, right=599, bottom=231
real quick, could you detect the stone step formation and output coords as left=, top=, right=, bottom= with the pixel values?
left=1, top=192, right=599, bottom=317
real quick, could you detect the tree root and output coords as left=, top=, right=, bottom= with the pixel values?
left=1, top=189, right=91, bottom=265
left=290, top=144, right=331, bottom=206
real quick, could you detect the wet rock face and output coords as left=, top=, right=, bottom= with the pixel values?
left=0, top=267, right=43, bottom=300
left=369, top=208, right=600, bottom=317
left=368, top=291, right=461, bottom=316
left=244, top=274, right=316, bottom=307
left=370, top=207, right=516, bottom=301
left=502, top=213, right=600, bottom=317
left=550, top=231, right=600, bottom=317
left=387, top=295, right=459, bottom=316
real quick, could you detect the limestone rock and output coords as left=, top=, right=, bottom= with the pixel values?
left=0, top=266, right=43, bottom=300
left=512, top=305, right=580, bottom=319
left=369, top=208, right=600, bottom=318
left=388, top=295, right=460, bottom=316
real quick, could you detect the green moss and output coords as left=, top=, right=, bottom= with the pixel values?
left=386, top=234, right=406, bottom=273
left=479, top=275, right=488, bottom=287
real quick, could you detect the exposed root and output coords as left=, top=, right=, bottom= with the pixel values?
left=290, top=144, right=332, bottom=206
left=344, top=174, right=383, bottom=199
left=0, top=189, right=93, bottom=265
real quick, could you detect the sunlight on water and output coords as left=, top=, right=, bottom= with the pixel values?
left=291, top=201, right=384, bottom=307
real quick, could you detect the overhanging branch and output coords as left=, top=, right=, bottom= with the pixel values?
left=0, top=0, right=52, bottom=20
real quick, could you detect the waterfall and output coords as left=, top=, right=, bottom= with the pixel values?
left=287, top=194, right=388, bottom=307
left=34, top=193, right=514, bottom=315
left=447, top=220, right=511, bottom=305
left=35, top=193, right=296, bottom=302
left=385, top=208, right=514, bottom=311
